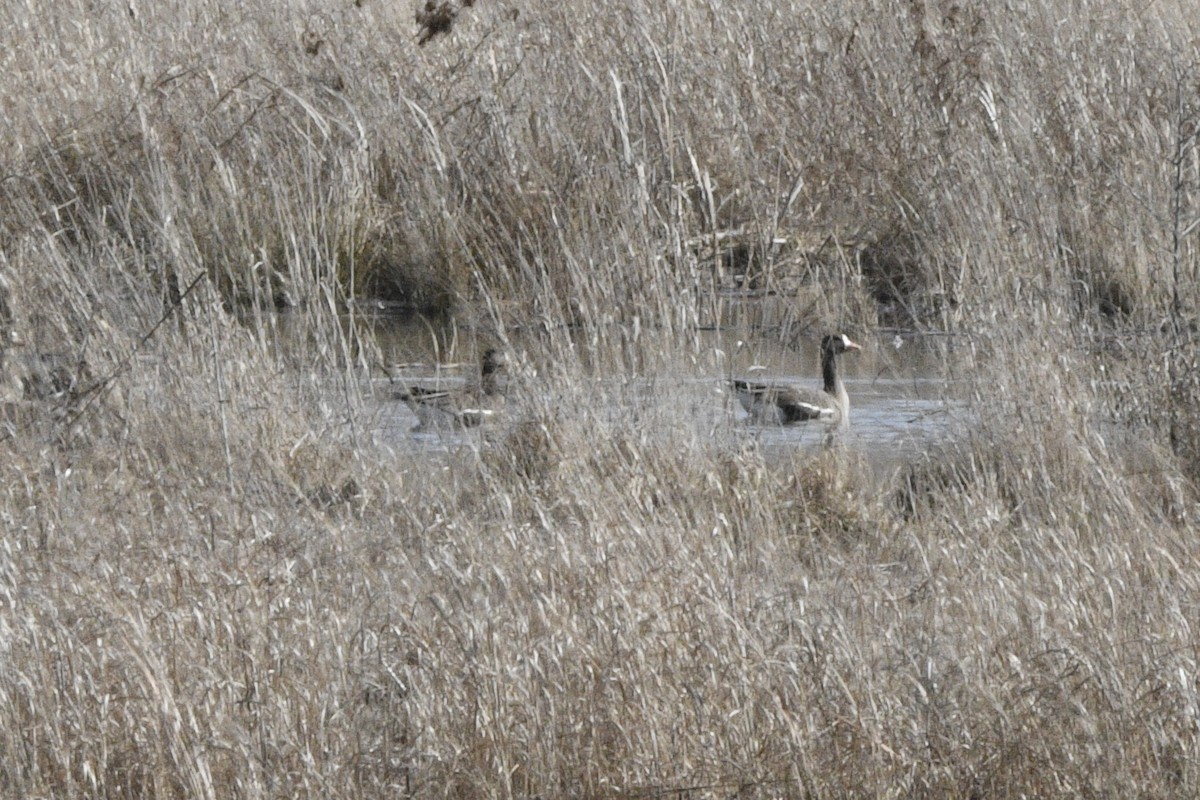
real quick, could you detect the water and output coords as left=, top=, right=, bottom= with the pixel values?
left=366, top=319, right=962, bottom=471
left=728, top=377, right=958, bottom=478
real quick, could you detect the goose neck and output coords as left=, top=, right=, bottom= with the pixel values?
left=822, top=349, right=841, bottom=396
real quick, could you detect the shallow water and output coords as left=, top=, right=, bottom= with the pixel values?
left=727, top=378, right=957, bottom=478
left=368, top=325, right=962, bottom=474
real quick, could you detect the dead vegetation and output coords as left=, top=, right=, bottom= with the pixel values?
left=1, top=0, right=1200, bottom=797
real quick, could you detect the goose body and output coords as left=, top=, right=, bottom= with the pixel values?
left=732, top=333, right=861, bottom=428
left=392, top=348, right=507, bottom=430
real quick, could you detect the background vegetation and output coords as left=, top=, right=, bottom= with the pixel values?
left=2, top=0, right=1200, bottom=796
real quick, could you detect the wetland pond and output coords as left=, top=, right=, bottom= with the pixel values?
left=359, top=311, right=964, bottom=476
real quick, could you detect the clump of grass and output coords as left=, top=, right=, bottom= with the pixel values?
left=1107, top=333, right=1200, bottom=488
left=860, top=226, right=949, bottom=328
left=780, top=446, right=878, bottom=550
left=343, top=221, right=462, bottom=315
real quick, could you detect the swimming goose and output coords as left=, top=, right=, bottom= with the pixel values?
left=392, top=348, right=507, bottom=429
left=731, top=333, right=862, bottom=427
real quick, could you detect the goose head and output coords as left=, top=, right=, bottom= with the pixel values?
left=821, top=333, right=862, bottom=356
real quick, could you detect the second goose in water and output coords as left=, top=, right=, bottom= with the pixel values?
left=731, top=333, right=862, bottom=428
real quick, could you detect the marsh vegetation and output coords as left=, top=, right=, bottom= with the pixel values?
left=3, top=0, right=1200, bottom=797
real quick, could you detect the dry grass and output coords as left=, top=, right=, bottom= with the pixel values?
left=3, top=0, right=1200, bottom=797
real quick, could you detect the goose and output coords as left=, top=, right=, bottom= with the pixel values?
left=392, top=348, right=507, bottom=429
left=731, top=333, right=862, bottom=428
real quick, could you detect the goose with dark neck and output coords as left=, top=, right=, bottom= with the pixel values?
left=392, top=348, right=507, bottom=429
left=731, top=333, right=862, bottom=427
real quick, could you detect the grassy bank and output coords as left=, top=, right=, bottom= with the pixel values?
left=2, top=0, right=1200, bottom=797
